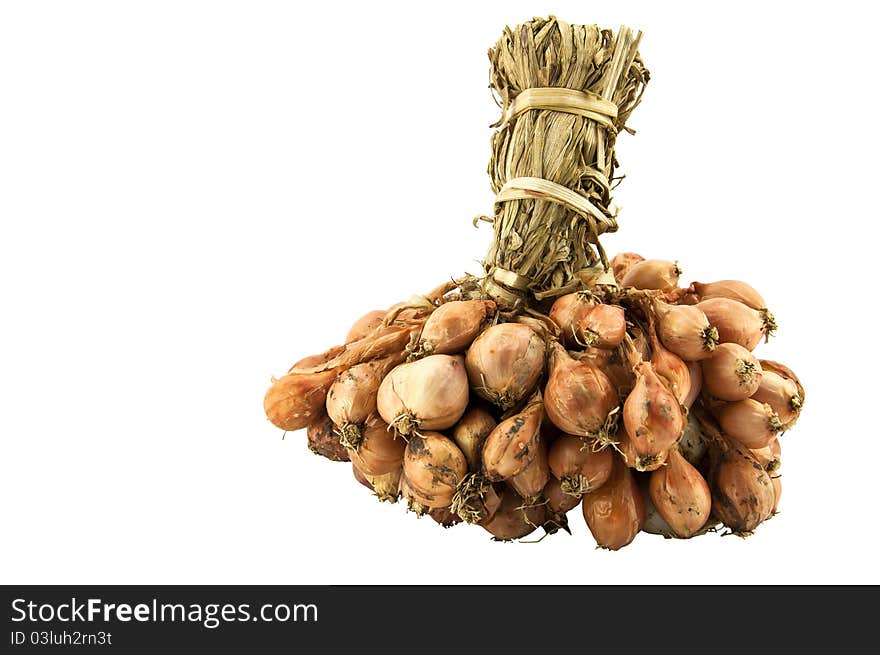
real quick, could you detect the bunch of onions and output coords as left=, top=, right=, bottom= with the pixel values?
left=544, top=342, right=619, bottom=446
left=581, top=457, right=644, bottom=550
left=547, top=435, right=613, bottom=495
left=377, top=354, right=469, bottom=436
left=465, top=323, right=546, bottom=410
left=265, top=247, right=804, bottom=548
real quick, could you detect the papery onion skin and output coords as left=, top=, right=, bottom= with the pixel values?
left=264, top=368, right=340, bottom=431
left=466, top=323, right=546, bottom=410
left=482, top=398, right=543, bottom=481
left=649, top=448, right=711, bottom=538
left=683, top=360, right=703, bottom=409
left=750, top=438, right=781, bottom=473
left=701, top=343, right=762, bottom=402
left=352, top=462, right=374, bottom=492
left=610, top=252, right=645, bottom=283
left=649, top=325, right=691, bottom=406
left=678, top=414, right=707, bottom=466
left=581, top=457, right=645, bottom=550
left=364, top=467, right=402, bottom=503
left=403, top=432, right=468, bottom=509
left=346, top=310, right=386, bottom=343
left=326, top=360, right=389, bottom=444
left=377, top=354, right=469, bottom=435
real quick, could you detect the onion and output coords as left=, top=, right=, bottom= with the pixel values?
left=618, top=424, right=669, bottom=471
left=403, top=432, right=468, bottom=509
left=429, top=506, right=462, bottom=528
left=575, top=304, right=626, bottom=349
left=264, top=368, right=340, bottom=431
left=481, top=485, right=545, bottom=541
left=346, top=310, right=386, bottom=343
left=753, top=364, right=803, bottom=428
left=398, top=474, right=428, bottom=516
left=718, top=398, right=782, bottom=449
left=306, top=411, right=349, bottom=462
left=326, top=359, right=391, bottom=447
left=623, top=359, right=685, bottom=471
left=771, top=473, right=782, bottom=514
left=510, top=440, right=550, bottom=500
left=466, top=323, right=546, bottom=409
left=352, top=462, right=373, bottom=491
left=750, top=438, right=781, bottom=472
left=581, top=457, right=644, bottom=550
left=543, top=476, right=581, bottom=514
left=452, top=406, right=497, bottom=471
left=648, top=323, right=691, bottom=405
left=377, top=354, right=469, bottom=435
left=691, top=280, right=767, bottom=311
left=346, top=415, right=406, bottom=476
left=654, top=299, right=718, bottom=361
left=610, top=252, right=645, bottom=282
left=482, top=397, right=543, bottom=481
left=547, top=435, right=613, bottom=495
left=641, top=485, right=675, bottom=537
left=678, top=414, right=707, bottom=466
left=709, top=434, right=775, bottom=533
left=364, top=467, right=402, bottom=503
left=549, top=292, right=595, bottom=346
left=683, top=360, right=703, bottom=409
left=450, top=474, right=503, bottom=524
left=544, top=342, right=619, bottom=446
left=701, top=343, right=762, bottom=401
left=648, top=448, right=711, bottom=538
left=696, top=297, right=775, bottom=350
left=414, top=300, right=495, bottom=356
left=620, top=259, right=681, bottom=290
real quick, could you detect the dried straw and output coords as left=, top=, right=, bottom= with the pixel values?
left=482, top=17, right=649, bottom=305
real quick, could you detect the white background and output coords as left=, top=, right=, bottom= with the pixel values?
left=1, top=1, right=877, bottom=584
